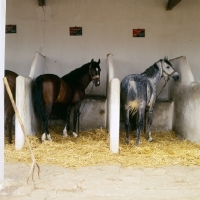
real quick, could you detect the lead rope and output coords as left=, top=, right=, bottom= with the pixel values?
left=156, top=76, right=170, bottom=98
left=156, top=61, right=170, bottom=98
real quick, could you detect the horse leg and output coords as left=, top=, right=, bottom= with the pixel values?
left=63, top=106, right=72, bottom=137
left=143, top=108, right=149, bottom=135
left=41, top=105, right=52, bottom=142
left=5, top=115, right=13, bottom=144
left=136, top=106, right=145, bottom=146
left=125, top=109, right=130, bottom=144
left=147, top=108, right=153, bottom=142
left=7, top=117, right=13, bottom=144
left=72, top=102, right=81, bottom=138
left=5, top=107, right=14, bottom=144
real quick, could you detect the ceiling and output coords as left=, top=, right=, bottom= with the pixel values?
left=37, top=0, right=182, bottom=11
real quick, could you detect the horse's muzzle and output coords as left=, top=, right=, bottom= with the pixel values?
left=95, top=80, right=100, bottom=87
left=171, top=72, right=179, bottom=81
left=92, top=75, right=100, bottom=87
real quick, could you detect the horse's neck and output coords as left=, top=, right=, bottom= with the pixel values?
left=79, top=72, right=92, bottom=89
left=144, top=63, right=162, bottom=88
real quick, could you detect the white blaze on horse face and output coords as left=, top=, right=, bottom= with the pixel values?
left=63, top=127, right=68, bottom=137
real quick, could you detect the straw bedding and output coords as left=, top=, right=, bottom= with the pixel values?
left=4, top=126, right=200, bottom=168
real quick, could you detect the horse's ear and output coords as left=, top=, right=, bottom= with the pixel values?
left=164, top=56, right=168, bottom=60
left=91, top=59, right=94, bottom=63
left=98, top=59, right=100, bottom=64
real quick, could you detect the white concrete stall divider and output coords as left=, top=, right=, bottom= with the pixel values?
left=109, top=79, right=120, bottom=153
left=15, top=52, right=47, bottom=150
left=169, top=56, right=200, bottom=142
left=107, top=54, right=120, bottom=153
left=29, top=51, right=47, bottom=80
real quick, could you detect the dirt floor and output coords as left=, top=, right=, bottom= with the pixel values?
left=0, top=162, right=200, bottom=200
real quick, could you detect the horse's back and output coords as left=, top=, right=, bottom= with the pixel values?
left=33, top=73, right=74, bottom=105
left=4, top=70, right=18, bottom=105
left=5, top=69, right=18, bottom=78
left=34, top=74, right=61, bottom=103
left=121, top=74, right=150, bottom=110
left=121, top=74, right=144, bottom=97
left=5, top=70, right=18, bottom=94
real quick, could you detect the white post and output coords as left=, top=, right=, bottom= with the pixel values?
left=107, top=53, right=114, bottom=83
left=0, top=0, right=6, bottom=182
left=29, top=51, right=46, bottom=80
left=15, top=76, right=37, bottom=150
left=109, top=78, right=120, bottom=154
left=106, top=53, right=114, bottom=129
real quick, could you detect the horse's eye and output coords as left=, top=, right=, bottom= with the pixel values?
left=166, top=66, right=170, bottom=69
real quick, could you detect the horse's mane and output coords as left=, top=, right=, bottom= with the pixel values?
left=141, top=62, right=160, bottom=78
left=164, top=59, right=172, bottom=67
left=62, top=62, right=90, bottom=81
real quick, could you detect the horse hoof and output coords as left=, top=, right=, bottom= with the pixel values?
left=47, top=134, right=52, bottom=142
left=63, top=129, right=68, bottom=138
left=41, top=133, right=46, bottom=142
left=148, top=137, right=153, bottom=142
left=63, top=134, right=68, bottom=138
left=73, top=132, right=78, bottom=138
left=125, top=138, right=130, bottom=144
left=136, top=140, right=140, bottom=146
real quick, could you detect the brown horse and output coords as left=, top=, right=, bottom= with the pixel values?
left=4, top=70, right=18, bottom=144
left=32, top=59, right=101, bottom=142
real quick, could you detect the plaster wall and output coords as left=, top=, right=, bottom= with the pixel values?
left=5, top=0, right=200, bottom=99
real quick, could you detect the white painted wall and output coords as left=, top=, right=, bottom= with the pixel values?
left=5, top=0, right=200, bottom=94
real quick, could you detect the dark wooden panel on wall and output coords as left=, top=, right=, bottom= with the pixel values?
left=38, top=0, right=45, bottom=6
left=167, top=0, right=181, bottom=10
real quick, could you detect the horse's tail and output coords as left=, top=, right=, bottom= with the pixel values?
left=32, top=76, right=44, bottom=120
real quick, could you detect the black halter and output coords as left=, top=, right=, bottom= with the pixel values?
left=89, top=64, right=100, bottom=83
left=157, top=60, right=176, bottom=98
left=161, top=61, right=176, bottom=80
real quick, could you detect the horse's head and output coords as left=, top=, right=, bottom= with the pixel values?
left=89, top=59, right=101, bottom=86
left=161, top=57, right=179, bottom=81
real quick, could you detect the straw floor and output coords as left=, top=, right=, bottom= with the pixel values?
left=4, top=126, right=200, bottom=169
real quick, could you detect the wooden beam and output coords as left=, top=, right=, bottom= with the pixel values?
left=38, top=0, right=45, bottom=6
left=167, top=0, right=181, bottom=10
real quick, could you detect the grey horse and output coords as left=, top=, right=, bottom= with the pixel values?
left=120, top=57, right=179, bottom=146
